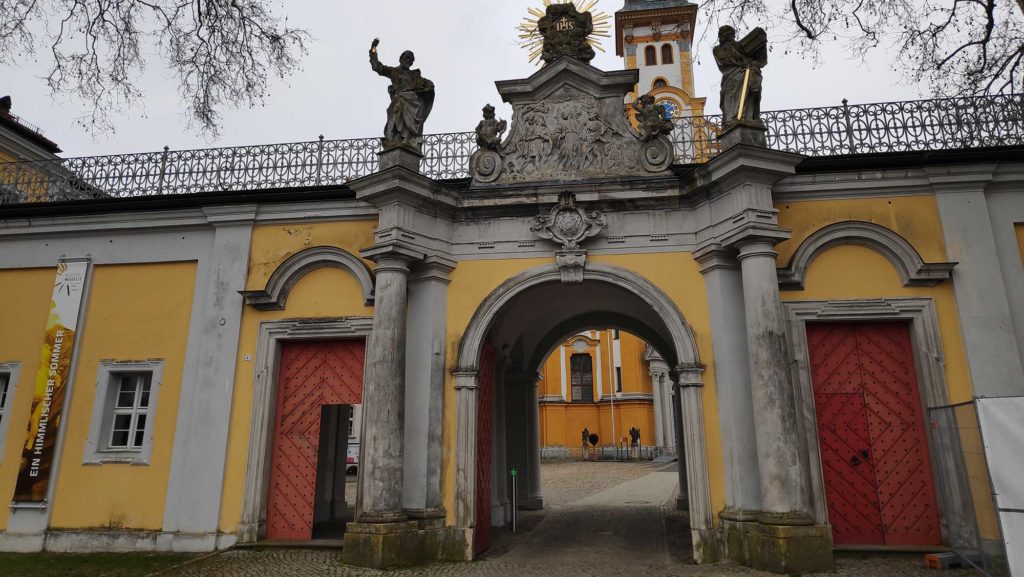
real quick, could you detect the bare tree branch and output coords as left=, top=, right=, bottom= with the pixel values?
left=696, top=0, right=1023, bottom=97
left=0, top=0, right=308, bottom=136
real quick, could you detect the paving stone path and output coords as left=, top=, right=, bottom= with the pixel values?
left=160, top=460, right=975, bottom=577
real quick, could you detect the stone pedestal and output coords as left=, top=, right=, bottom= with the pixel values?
left=720, top=120, right=767, bottom=149
left=378, top=146, right=423, bottom=172
left=720, top=519, right=834, bottom=574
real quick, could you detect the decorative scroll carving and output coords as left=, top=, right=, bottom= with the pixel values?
left=531, top=192, right=607, bottom=283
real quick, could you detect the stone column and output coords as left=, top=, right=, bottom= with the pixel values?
left=491, top=366, right=510, bottom=525
left=355, top=253, right=415, bottom=523
left=661, top=375, right=675, bottom=451
left=650, top=370, right=666, bottom=447
left=736, top=239, right=812, bottom=525
left=403, top=257, right=454, bottom=520
left=696, top=246, right=762, bottom=521
left=524, top=375, right=544, bottom=510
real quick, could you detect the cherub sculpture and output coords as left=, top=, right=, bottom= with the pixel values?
left=475, top=104, right=507, bottom=150
left=633, top=94, right=674, bottom=141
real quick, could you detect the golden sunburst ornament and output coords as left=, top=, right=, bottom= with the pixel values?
left=518, top=0, right=612, bottom=65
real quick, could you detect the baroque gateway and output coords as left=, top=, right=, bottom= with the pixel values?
left=1, top=1, right=1023, bottom=574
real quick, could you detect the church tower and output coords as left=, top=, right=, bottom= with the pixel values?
left=615, top=0, right=706, bottom=119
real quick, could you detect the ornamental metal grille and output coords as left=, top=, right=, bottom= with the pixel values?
left=1, top=94, right=1021, bottom=205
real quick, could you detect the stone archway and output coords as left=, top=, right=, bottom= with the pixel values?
left=452, top=263, right=715, bottom=560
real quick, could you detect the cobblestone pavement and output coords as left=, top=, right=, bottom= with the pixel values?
left=160, top=460, right=975, bottom=577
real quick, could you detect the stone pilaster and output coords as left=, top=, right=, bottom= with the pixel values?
left=735, top=239, right=812, bottom=526
left=695, top=246, right=762, bottom=522
left=403, top=256, right=455, bottom=520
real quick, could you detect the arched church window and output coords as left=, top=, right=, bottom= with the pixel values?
left=653, top=78, right=668, bottom=89
left=644, top=45, right=657, bottom=66
left=661, top=44, right=674, bottom=64
left=570, top=354, right=594, bottom=402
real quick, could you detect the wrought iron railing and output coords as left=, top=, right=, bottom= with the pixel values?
left=1, top=94, right=1021, bottom=205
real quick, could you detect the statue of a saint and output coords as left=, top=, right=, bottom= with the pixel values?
left=369, top=39, right=435, bottom=153
left=713, top=26, right=767, bottom=127
left=475, top=104, right=507, bottom=150
left=632, top=94, right=674, bottom=141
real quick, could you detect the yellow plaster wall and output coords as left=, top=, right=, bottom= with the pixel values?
left=47, top=262, right=197, bottom=530
left=1016, top=223, right=1024, bottom=267
left=244, top=221, right=377, bottom=292
left=776, top=196, right=948, bottom=264
left=0, top=267, right=58, bottom=531
left=442, top=252, right=724, bottom=525
left=218, top=221, right=376, bottom=533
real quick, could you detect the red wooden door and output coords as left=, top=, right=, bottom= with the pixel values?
left=265, top=339, right=365, bottom=540
left=474, top=342, right=496, bottom=555
left=808, top=322, right=942, bottom=546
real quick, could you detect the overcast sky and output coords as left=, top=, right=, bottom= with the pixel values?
left=3, top=0, right=926, bottom=157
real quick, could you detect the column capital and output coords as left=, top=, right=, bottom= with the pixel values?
left=693, top=244, right=740, bottom=274
left=410, top=255, right=457, bottom=284
left=672, top=364, right=705, bottom=388
left=735, top=238, right=779, bottom=262
left=361, top=242, right=424, bottom=270
left=452, top=369, right=478, bottom=390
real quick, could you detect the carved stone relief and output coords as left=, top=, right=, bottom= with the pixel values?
left=471, top=88, right=672, bottom=184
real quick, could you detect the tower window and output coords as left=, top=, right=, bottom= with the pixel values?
left=653, top=78, right=668, bottom=89
left=644, top=45, right=657, bottom=66
left=570, top=354, right=594, bottom=402
left=661, top=44, right=674, bottom=65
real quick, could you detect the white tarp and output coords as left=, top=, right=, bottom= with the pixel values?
left=976, top=396, right=1024, bottom=576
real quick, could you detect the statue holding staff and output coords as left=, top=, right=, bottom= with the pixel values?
left=713, top=26, right=767, bottom=127
left=369, top=38, right=435, bottom=153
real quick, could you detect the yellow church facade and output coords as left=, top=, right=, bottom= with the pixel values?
left=538, top=330, right=675, bottom=455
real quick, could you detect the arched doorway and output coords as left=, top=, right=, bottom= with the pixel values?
left=452, top=263, right=714, bottom=559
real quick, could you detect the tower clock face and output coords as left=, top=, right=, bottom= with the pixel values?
left=657, top=99, right=681, bottom=118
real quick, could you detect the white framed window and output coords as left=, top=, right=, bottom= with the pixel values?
left=0, top=362, right=21, bottom=461
left=109, top=373, right=151, bottom=450
left=84, top=359, right=163, bottom=465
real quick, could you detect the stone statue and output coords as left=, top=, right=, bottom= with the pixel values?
left=582, top=427, right=590, bottom=447
left=538, top=3, right=595, bottom=65
left=632, top=94, right=674, bottom=141
left=629, top=427, right=641, bottom=447
left=369, top=38, right=435, bottom=153
left=713, top=26, right=767, bottom=127
left=475, top=104, right=507, bottom=150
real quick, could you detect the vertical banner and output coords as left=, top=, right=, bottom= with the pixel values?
left=13, top=259, right=90, bottom=502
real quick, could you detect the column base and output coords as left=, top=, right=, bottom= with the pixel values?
left=720, top=519, right=834, bottom=575
left=519, top=496, right=544, bottom=511
left=720, top=507, right=761, bottom=522
left=343, top=521, right=426, bottom=569
left=343, top=517, right=469, bottom=568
